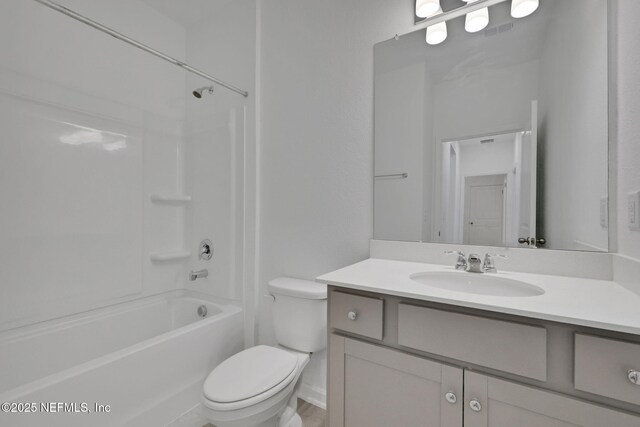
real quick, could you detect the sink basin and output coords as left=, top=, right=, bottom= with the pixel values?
left=410, top=272, right=545, bottom=297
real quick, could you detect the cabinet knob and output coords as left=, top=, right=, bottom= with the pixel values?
left=347, top=311, right=358, bottom=321
left=469, top=399, right=482, bottom=412
left=445, top=392, right=457, bottom=404
left=628, top=370, right=640, bottom=385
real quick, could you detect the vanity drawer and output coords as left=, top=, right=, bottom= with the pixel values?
left=574, top=334, right=640, bottom=405
left=329, top=291, right=383, bottom=340
left=398, top=303, right=547, bottom=381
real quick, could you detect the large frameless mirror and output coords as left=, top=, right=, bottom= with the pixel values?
left=374, top=0, right=609, bottom=251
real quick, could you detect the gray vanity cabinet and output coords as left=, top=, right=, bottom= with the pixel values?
left=328, top=334, right=463, bottom=427
left=464, top=371, right=640, bottom=427
left=327, top=288, right=640, bottom=427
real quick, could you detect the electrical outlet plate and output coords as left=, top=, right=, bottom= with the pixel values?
left=629, top=191, right=640, bottom=231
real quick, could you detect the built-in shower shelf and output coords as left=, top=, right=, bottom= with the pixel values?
left=150, top=194, right=192, bottom=205
left=149, top=250, right=191, bottom=263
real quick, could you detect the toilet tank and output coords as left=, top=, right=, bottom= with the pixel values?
left=268, top=277, right=327, bottom=353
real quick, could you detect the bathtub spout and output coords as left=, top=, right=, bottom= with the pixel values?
left=189, top=269, right=208, bottom=281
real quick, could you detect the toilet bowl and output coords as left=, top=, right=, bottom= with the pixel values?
left=201, top=345, right=310, bottom=427
left=201, top=278, right=327, bottom=427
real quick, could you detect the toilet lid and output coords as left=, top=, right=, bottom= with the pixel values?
left=203, top=345, right=298, bottom=403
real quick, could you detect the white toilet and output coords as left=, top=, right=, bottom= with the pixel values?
left=201, top=277, right=327, bottom=427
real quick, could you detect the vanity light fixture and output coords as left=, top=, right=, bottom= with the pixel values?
left=416, top=0, right=441, bottom=18
left=463, top=0, right=489, bottom=33
left=511, top=0, right=539, bottom=18
left=414, top=0, right=540, bottom=46
left=426, top=8, right=448, bottom=45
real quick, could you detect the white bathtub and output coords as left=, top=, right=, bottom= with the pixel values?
left=0, top=290, right=244, bottom=426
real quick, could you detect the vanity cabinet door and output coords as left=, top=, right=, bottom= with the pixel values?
left=328, top=334, right=463, bottom=427
left=464, top=371, right=640, bottom=427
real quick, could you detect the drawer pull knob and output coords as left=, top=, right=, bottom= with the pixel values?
left=628, top=370, right=640, bottom=385
left=347, top=311, right=358, bottom=321
left=469, top=399, right=482, bottom=412
left=445, top=392, right=457, bottom=404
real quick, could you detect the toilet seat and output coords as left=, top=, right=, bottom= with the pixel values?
left=203, top=345, right=299, bottom=411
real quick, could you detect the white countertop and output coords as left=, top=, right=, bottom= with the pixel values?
left=317, top=258, right=640, bottom=335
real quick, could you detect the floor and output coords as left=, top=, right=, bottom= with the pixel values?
left=203, top=399, right=326, bottom=427
left=296, top=399, right=326, bottom=427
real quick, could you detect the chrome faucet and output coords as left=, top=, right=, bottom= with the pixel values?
left=483, top=253, right=508, bottom=273
left=189, top=269, right=208, bottom=281
left=446, top=251, right=508, bottom=274
left=466, top=253, right=483, bottom=273
left=445, top=251, right=467, bottom=271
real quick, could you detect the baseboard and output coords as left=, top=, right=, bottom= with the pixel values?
left=298, top=382, right=326, bottom=410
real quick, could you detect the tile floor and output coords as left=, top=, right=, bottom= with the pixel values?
left=203, top=399, right=326, bottom=427
left=296, top=399, right=326, bottom=427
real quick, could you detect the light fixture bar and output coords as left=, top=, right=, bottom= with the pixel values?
left=404, top=0, right=509, bottom=38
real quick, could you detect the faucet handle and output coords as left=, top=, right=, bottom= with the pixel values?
left=483, top=253, right=508, bottom=273
left=445, top=250, right=467, bottom=270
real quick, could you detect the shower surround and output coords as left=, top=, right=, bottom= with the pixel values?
left=0, top=0, right=252, bottom=425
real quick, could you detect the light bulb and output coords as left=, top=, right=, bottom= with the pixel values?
left=426, top=20, right=447, bottom=45
left=465, top=7, right=489, bottom=32
left=416, top=0, right=441, bottom=18
left=511, top=0, right=539, bottom=18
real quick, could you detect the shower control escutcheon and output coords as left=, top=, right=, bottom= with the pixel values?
left=199, top=239, right=213, bottom=261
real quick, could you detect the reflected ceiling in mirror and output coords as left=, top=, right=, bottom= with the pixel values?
left=374, top=0, right=608, bottom=251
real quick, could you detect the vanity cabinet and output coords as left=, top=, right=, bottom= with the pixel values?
left=328, top=335, right=463, bottom=427
left=329, top=291, right=384, bottom=340
left=464, top=371, right=639, bottom=427
left=397, top=303, right=547, bottom=381
left=327, top=288, right=640, bottom=427
left=574, top=334, right=640, bottom=406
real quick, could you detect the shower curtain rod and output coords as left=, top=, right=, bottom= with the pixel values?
left=33, top=0, right=249, bottom=98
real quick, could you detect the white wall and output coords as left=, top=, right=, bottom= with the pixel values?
left=616, top=0, right=640, bottom=259
left=257, top=0, right=414, bottom=406
left=457, top=140, right=516, bottom=182
left=433, top=60, right=538, bottom=141
left=538, top=0, right=608, bottom=251
left=0, top=0, right=187, bottom=330
left=374, top=61, right=428, bottom=242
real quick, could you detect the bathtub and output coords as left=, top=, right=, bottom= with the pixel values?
left=0, top=290, right=244, bottom=426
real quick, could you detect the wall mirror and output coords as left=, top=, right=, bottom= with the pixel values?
left=374, top=0, right=609, bottom=251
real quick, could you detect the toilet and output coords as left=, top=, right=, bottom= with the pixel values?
left=201, top=277, right=327, bottom=427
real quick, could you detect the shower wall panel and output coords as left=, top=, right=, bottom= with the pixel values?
left=0, top=0, right=188, bottom=330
